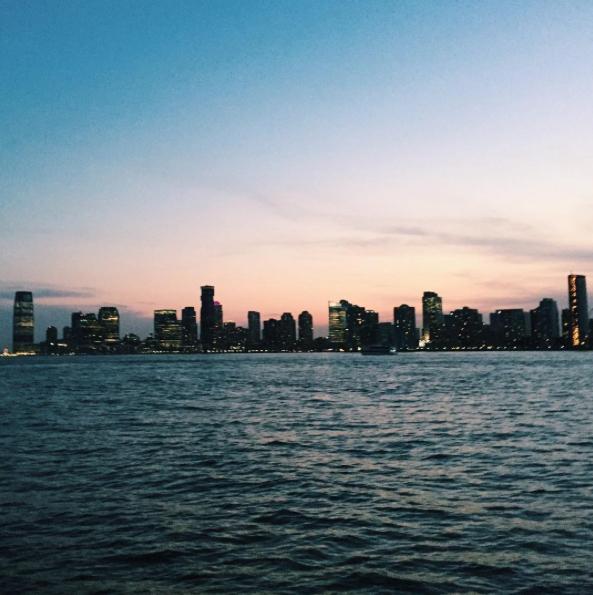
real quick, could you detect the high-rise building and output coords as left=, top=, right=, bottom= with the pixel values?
left=360, top=310, right=379, bottom=347
left=212, top=301, right=224, bottom=348
left=220, top=322, right=248, bottom=351
left=328, top=302, right=347, bottom=347
left=490, top=309, right=526, bottom=349
left=278, top=313, right=297, bottom=350
left=422, top=291, right=443, bottom=343
left=181, top=306, right=198, bottom=347
left=530, top=298, right=560, bottom=349
left=46, top=326, right=58, bottom=344
left=262, top=318, right=280, bottom=350
left=70, top=312, right=103, bottom=351
left=13, top=291, right=34, bottom=353
left=449, top=307, right=484, bottom=349
left=200, top=285, right=215, bottom=348
left=298, top=311, right=314, bottom=347
left=393, top=304, right=418, bottom=350
left=247, top=311, right=261, bottom=347
left=44, top=326, right=58, bottom=355
left=98, top=307, right=120, bottom=345
left=154, top=309, right=182, bottom=350
left=568, top=274, right=589, bottom=348
left=339, top=299, right=368, bottom=350
left=213, top=301, right=223, bottom=327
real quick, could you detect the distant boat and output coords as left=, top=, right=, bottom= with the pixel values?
left=361, top=345, right=396, bottom=355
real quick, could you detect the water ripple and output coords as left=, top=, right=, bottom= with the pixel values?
left=1, top=352, right=593, bottom=593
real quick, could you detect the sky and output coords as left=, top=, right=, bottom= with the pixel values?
left=2, top=0, right=593, bottom=343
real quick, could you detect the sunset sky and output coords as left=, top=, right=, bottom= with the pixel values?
left=2, top=0, right=593, bottom=342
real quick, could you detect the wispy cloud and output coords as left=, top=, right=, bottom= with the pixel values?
left=246, top=193, right=593, bottom=263
left=0, top=283, right=96, bottom=301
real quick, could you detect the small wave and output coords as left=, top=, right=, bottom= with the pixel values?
left=102, top=549, right=184, bottom=565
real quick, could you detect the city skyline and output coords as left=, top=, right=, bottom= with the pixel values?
left=1, top=273, right=593, bottom=346
left=4, top=273, right=591, bottom=353
left=3, top=2, right=593, bottom=342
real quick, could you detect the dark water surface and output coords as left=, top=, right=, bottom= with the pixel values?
left=1, top=353, right=593, bottom=593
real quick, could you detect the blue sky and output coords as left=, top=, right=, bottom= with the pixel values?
left=2, top=1, right=593, bottom=343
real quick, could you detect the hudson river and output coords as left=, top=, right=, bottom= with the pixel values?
left=2, top=353, right=592, bottom=593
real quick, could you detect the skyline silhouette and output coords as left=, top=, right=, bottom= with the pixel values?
left=3, top=273, right=591, bottom=353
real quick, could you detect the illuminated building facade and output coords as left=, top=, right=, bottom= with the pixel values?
left=422, top=291, right=443, bottom=343
left=568, top=274, right=589, bottom=348
left=339, top=300, right=369, bottom=350
left=154, top=309, right=182, bottom=350
left=13, top=291, right=34, bottom=353
left=71, top=312, right=103, bottom=351
left=448, top=307, right=483, bottom=348
left=98, top=307, right=120, bottom=345
left=328, top=302, right=347, bottom=347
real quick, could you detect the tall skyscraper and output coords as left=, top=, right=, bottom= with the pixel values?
left=278, top=312, right=297, bottom=350
left=247, top=311, right=261, bottom=347
left=568, top=274, right=589, bottom=348
left=393, top=304, right=418, bottom=350
left=200, top=285, right=215, bottom=348
left=263, top=318, right=279, bottom=350
left=154, top=310, right=182, bottom=350
left=212, top=301, right=224, bottom=348
left=530, top=298, right=560, bottom=349
left=13, top=291, right=34, bottom=353
left=328, top=302, right=347, bottom=347
left=98, top=307, right=120, bottom=345
left=422, top=291, right=443, bottom=342
left=298, top=311, right=314, bottom=346
left=181, top=307, right=198, bottom=347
